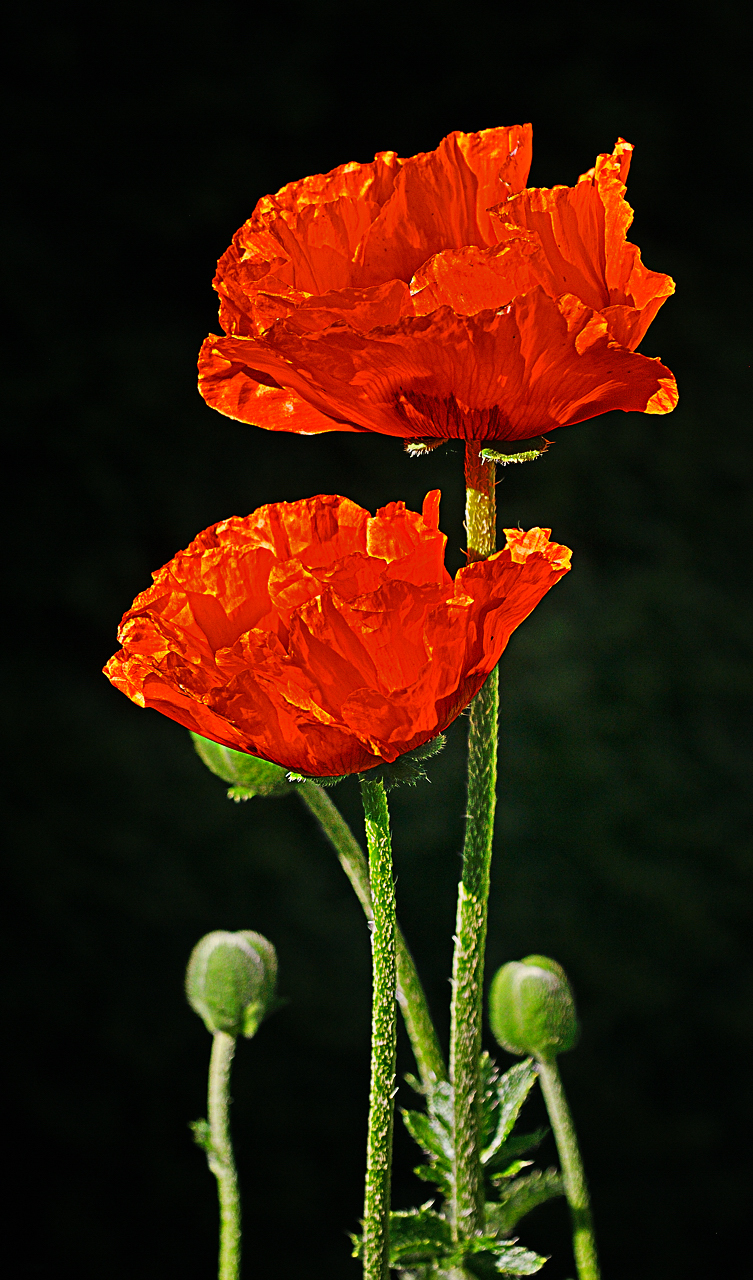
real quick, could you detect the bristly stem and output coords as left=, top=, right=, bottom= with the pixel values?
left=298, top=781, right=446, bottom=1087
left=360, top=776, right=398, bottom=1280
left=207, top=1031, right=241, bottom=1280
left=536, top=1058, right=601, bottom=1280
left=449, top=442, right=499, bottom=1239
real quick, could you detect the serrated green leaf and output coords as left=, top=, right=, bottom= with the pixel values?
left=403, top=1109, right=452, bottom=1164
left=413, top=1163, right=452, bottom=1196
left=404, top=1071, right=426, bottom=1095
left=482, top=1060, right=537, bottom=1166
left=427, top=1079, right=454, bottom=1132
left=489, top=1242, right=547, bottom=1275
left=388, top=1205, right=453, bottom=1265
left=479, top=1052, right=501, bottom=1150
left=402, top=1078, right=455, bottom=1195
left=485, top=1129, right=548, bottom=1174
left=433, top=1235, right=546, bottom=1276
left=493, top=1160, right=533, bottom=1179
left=486, top=1169, right=564, bottom=1237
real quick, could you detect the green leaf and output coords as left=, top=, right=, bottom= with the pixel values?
left=388, top=1205, right=453, bottom=1265
left=486, top=1130, right=548, bottom=1175
left=479, top=1052, right=501, bottom=1150
left=489, top=1241, right=548, bottom=1275
left=486, top=1169, right=564, bottom=1237
left=413, top=1164, right=451, bottom=1197
left=426, top=1080, right=454, bottom=1137
left=482, top=1060, right=538, bottom=1166
left=455, top=1237, right=546, bottom=1275
left=402, top=1077, right=455, bottom=1192
left=492, top=1160, right=533, bottom=1179
left=402, top=1109, right=452, bottom=1164
left=399, top=1061, right=552, bottom=1277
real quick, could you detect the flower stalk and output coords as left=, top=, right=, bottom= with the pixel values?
left=207, top=1031, right=242, bottom=1280
left=449, top=443, right=499, bottom=1238
left=298, top=781, right=446, bottom=1087
left=536, top=1058, right=601, bottom=1280
left=360, top=775, right=398, bottom=1280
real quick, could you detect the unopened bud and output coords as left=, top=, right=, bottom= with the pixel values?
left=488, top=955, right=579, bottom=1061
left=191, top=732, right=291, bottom=800
left=186, top=929, right=278, bottom=1038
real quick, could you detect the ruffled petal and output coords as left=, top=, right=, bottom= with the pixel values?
left=355, top=125, right=533, bottom=285
left=198, top=337, right=363, bottom=433
left=409, top=233, right=557, bottom=316
left=494, top=138, right=675, bottom=349
left=211, top=127, right=531, bottom=333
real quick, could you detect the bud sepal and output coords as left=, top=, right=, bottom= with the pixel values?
left=191, top=732, right=291, bottom=800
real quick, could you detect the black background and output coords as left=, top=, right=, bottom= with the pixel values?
left=4, top=2, right=751, bottom=1277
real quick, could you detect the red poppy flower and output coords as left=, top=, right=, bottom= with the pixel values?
left=198, top=128, right=676, bottom=444
left=104, top=492, right=570, bottom=777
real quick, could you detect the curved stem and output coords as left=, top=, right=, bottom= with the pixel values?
left=536, top=1058, right=600, bottom=1280
left=360, top=776, right=397, bottom=1280
left=298, top=781, right=446, bottom=1086
left=449, top=442, right=499, bottom=1239
left=207, top=1032, right=241, bottom=1280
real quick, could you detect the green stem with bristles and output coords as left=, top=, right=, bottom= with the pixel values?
left=360, top=776, right=398, bottom=1280
left=297, top=782, right=446, bottom=1087
left=449, top=442, right=499, bottom=1239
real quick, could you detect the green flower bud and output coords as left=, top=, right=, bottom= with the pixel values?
left=191, top=732, right=291, bottom=800
left=186, top=929, right=278, bottom=1038
left=488, top=954, right=579, bottom=1061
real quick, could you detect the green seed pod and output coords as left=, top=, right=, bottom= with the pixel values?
left=488, top=954, right=579, bottom=1061
left=191, top=732, right=291, bottom=800
left=186, top=929, right=278, bottom=1038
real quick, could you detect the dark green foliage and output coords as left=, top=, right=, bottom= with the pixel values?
left=402, top=1079, right=455, bottom=1198
left=480, top=1057, right=541, bottom=1168
left=391, top=1056, right=563, bottom=1276
left=486, top=1171, right=565, bottom=1238
left=355, top=1204, right=452, bottom=1265
left=354, top=1204, right=546, bottom=1274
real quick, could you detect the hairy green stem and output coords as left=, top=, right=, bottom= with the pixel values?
left=449, top=442, right=499, bottom=1239
left=360, top=776, right=397, bottom=1280
left=207, top=1031, right=241, bottom=1280
left=298, top=781, right=446, bottom=1086
left=537, top=1058, right=601, bottom=1280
